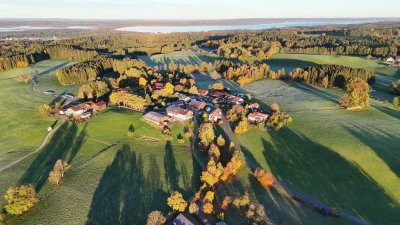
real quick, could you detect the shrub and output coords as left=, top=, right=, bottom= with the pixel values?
left=146, top=211, right=166, bottom=225
left=4, top=185, right=38, bottom=215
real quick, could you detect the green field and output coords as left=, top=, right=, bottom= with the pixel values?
left=239, top=80, right=400, bottom=225
left=0, top=60, right=199, bottom=225
left=146, top=51, right=400, bottom=224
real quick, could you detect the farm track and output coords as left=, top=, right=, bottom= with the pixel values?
left=0, top=121, right=67, bottom=173
left=220, top=113, right=372, bottom=225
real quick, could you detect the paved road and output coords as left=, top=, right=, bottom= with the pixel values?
left=219, top=112, right=372, bottom=225
left=0, top=121, right=67, bottom=173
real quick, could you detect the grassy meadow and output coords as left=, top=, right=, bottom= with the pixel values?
left=0, top=60, right=199, bottom=225
left=239, top=80, right=400, bottom=225
left=145, top=50, right=400, bottom=224
left=268, top=53, right=400, bottom=78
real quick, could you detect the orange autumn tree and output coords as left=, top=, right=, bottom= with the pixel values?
left=203, top=202, right=214, bottom=214
left=254, top=168, right=274, bottom=188
left=221, top=152, right=242, bottom=182
left=167, top=191, right=187, bottom=212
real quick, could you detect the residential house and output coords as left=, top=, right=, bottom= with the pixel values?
left=209, top=108, right=222, bottom=122
left=227, top=95, right=244, bottom=105
left=166, top=105, right=193, bottom=121
left=189, top=100, right=206, bottom=110
left=152, top=82, right=165, bottom=91
left=212, top=91, right=225, bottom=98
left=64, top=103, right=92, bottom=117
left=385, top=57, right=395, bottom=64
left=198, top=89, right=209, bottom=96
left=178, top=93, right=191, bottom=103
left=90, top=101, right=107, bottom=112
left=168, top=212, right=202, bottom=225
left=143, top=111, right=170, bottom=127
left=248, top=112, right=269, bottom=123
left=248, top=103, right=261, bottom=111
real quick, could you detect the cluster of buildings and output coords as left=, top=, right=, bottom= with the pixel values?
left=141, top=86, right=272, bottom=129
left=59, top=101, right=107, bottom=120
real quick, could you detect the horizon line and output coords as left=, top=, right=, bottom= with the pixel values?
left=0, top=17, right=400, bottom=21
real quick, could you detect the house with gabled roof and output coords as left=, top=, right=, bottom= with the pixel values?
left=166, top=105, right=193, bottom=121
left=248, top=112, right=269, bottom=123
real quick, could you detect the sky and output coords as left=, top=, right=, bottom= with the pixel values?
left=0, top=0, right=399, bottom=20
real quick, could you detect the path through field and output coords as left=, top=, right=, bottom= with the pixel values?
left=0, top=121, right=66, bottom=173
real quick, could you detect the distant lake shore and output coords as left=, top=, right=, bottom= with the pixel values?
left=115, top=20, right=375, bottom=33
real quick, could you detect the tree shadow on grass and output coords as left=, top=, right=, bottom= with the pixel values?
left=344, top=125, right=400, bottom=178
left=374, top=105, right=400, bottom=120
left=164, top=141, right=180, bottom=192
left=288, top=82, right=340, bottom=104
left=261, top=128, right=400, bottom=224
left=86, top=144, right=169, bottom=225
left=19, top=122, right=85, bottom=191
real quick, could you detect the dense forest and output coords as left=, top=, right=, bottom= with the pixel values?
left=203, top=24, right=400, bottom=60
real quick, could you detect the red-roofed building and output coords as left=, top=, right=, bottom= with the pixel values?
left=166, top=105, right=193, bottom=121
left=248, top=112, right=269, bottom=123
left=198, top=89, right=209, bottom=96
left=189, top=100, right=206, bottom=110
left=248, top=103, right=261, bottom=111
left=209, top=108, right=222, bottom=122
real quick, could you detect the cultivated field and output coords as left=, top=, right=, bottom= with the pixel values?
left=0, top=60, right=198, bottom=225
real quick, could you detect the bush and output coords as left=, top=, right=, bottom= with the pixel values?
left=266, top=112, right=292, bottom=131
left=340, top=78, right=371, bottom=110
left=393, top=96, right=400, bottom=109
left=234, top=118, right=248, bottom=135
left=4, top=184, right=38, bottom=215
left=146, top=211, right=166, bottom=225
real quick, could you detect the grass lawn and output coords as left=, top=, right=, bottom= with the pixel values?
left=268, top=53, right=400, bottom=78
left=0, top=60, right=199, bottom=225
left=237, top=79, right=400, bottom=225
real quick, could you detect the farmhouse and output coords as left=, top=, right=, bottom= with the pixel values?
left=63, top=102, right=92, bottom=117
left=80, top=111, right=92, bottom=119
left=90, top=101, right=107, bottom=112
left=209, top=108, right=222, bottom=122
left=166, top=105, right=193, bottom=121
left=198, top=89, right=209, bottom=96
left=189, top=100, right=206, bottom=110
left=143, top=111, right=169, bottom=126
left=385, top=57, right=395, bottom=64
left=248, top=112, right=269, bottom=123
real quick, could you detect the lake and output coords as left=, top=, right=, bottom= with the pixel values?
left=115, top=20, right=374, bottom=33
left=0, top=26, right=97, bottom=32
